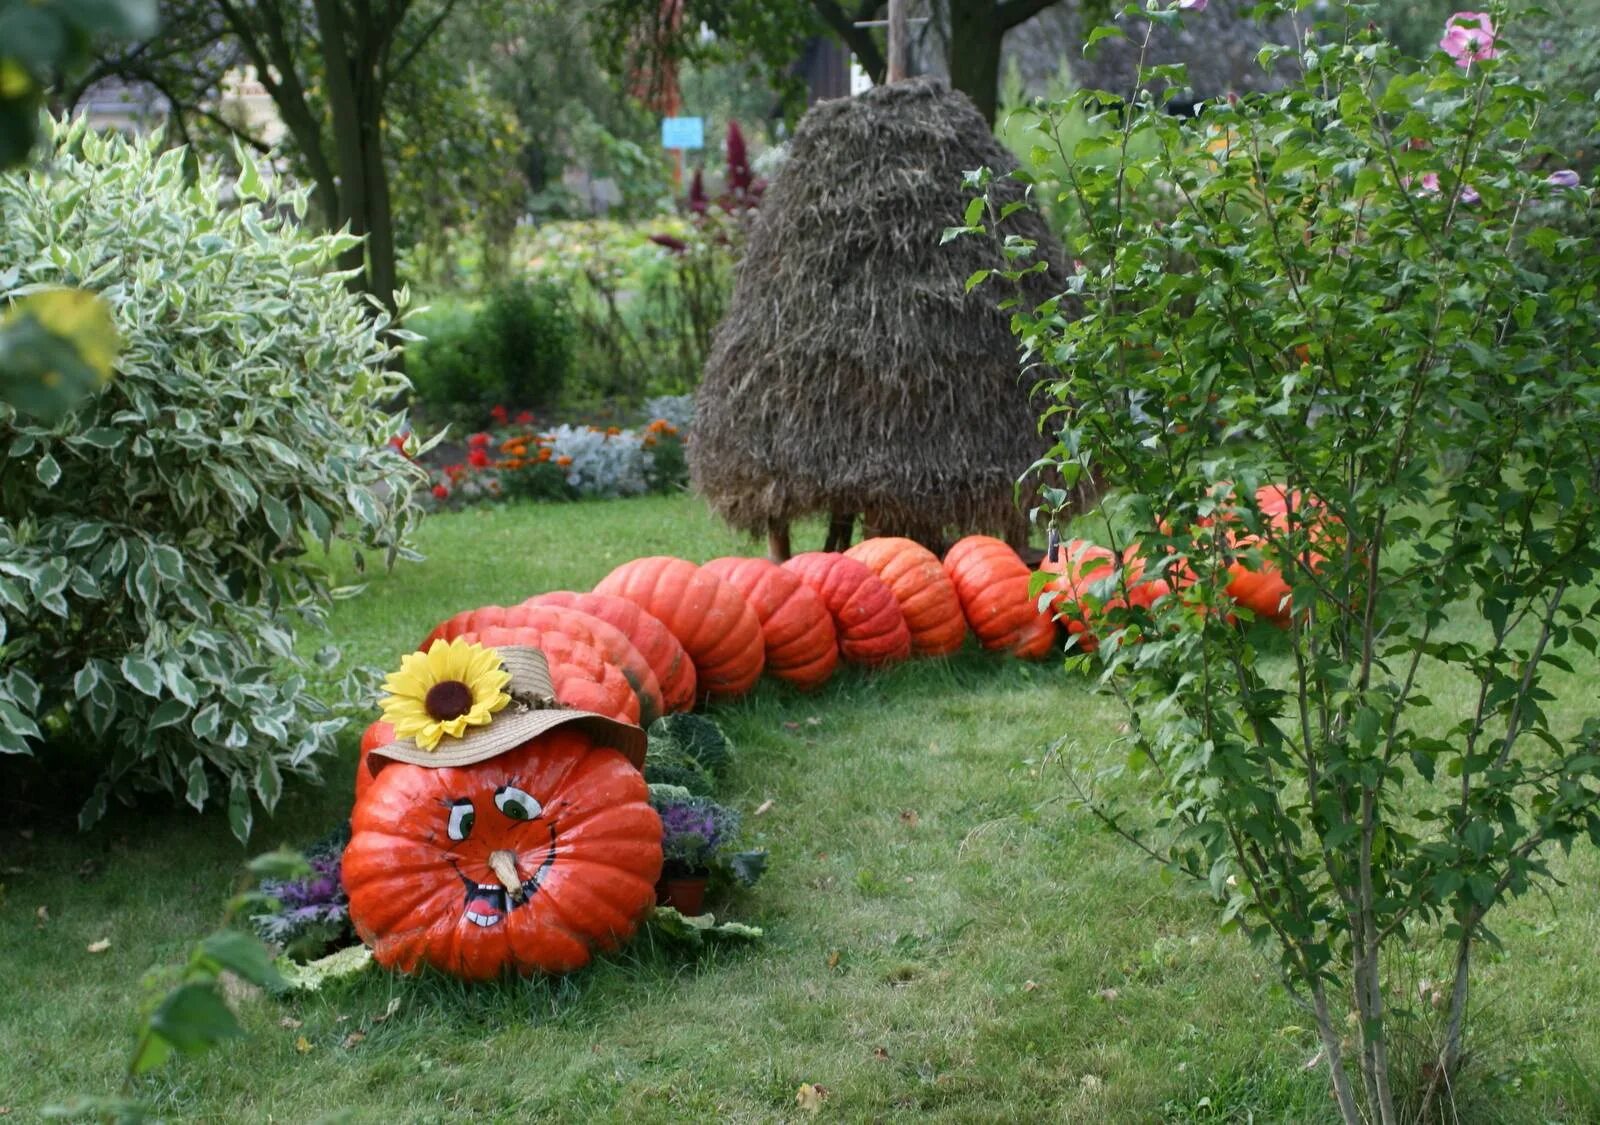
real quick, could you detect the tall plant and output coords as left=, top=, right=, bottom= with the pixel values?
left=971, top=2, right=1600, bottom=1119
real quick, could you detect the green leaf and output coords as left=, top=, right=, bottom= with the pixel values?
left=274, top=945, right=373, bottom=993
left=146, top=982, right=242, bottom=1057
left=120, top=654, right=163, bottom=697
left=36, top=454, right=61, bottom=487
left=64, top=522, right=105, bottom=550
left=227, top=773, right=253, bottom=843
left=184, top=756, right=209, bottom=810
left=198, top=931, right=285, bottom=991
left=247, top=847, right=310, bottom=880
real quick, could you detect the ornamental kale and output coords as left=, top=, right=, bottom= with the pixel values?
left=252, top=829, right=353, bottom=960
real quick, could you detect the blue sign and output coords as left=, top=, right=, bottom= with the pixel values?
left=661, top=116, right=705, bottom=150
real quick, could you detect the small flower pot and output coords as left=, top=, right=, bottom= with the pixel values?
left=657, top=873, right=710, bottom=915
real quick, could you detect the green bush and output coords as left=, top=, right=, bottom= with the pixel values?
left=0, top=120, right=425, bottom=838
left=480, top=277, right=573, bottom=408
left=405, top=302, right=499, bottom=414
left=407, top=279, right=573, bottom=416
left=986, top=2, right=1600, bottom=1120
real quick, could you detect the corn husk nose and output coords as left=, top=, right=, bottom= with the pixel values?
left=488, top=850, right=523, bottom=900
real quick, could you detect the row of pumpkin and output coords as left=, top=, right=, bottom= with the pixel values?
left=344, top=490, right=1313, bottom=979
left=360, top=490, right=1313, bottom=790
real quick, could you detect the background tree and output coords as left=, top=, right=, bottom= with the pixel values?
left=71, top=0, right=471, bottom=308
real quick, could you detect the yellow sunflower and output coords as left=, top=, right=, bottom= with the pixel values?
left=379, top=639, right=511, bottom=751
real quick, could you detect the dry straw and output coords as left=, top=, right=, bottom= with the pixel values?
left=691, top=78, right=1071, bottom=548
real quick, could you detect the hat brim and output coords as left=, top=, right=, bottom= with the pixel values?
left=371, top=708, right=646, bottom=770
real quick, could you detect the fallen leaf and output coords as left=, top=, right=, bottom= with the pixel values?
left=279, top=1017, right=303, bottom=1030
left=18, top=829, right=34, bottom=841
left=805, top=716, right=821, bottom=726
left=34, top=905, right=48, bottom=928
left=1080, top=1074, right=1104, bottom=1093
left=898, top=809, right=919, bottom=828
left=826, top=950, right=841, bottom=969
left=342, top=1031, right=366, bottom=1049
left=373, top=997, right=402, bottom=1023
left=1023, top=980, right=1040, bottom=992
left=796, top=1083, right=829, bottom=1113
left=335, top=1014, right=350, bottom=1023
left=294, top=1036, right=312, bottom=1054
left=77, top=858, right=102, bottom=881
left=754, top=799, right=775, bottom=816
left=872, top=1046, right=889, bottom=1061
left=1097, top=988, right=1119, bottom=1002
left=86, top=938, right=111, bottom=954
left=783, top=722, right=800, bottom=731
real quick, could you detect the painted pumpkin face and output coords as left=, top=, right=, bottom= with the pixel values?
left=342, top=729, right=662, bottom=980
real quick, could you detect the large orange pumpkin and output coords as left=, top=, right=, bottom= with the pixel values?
left=593, top=557, right=765, bottom=702
left=702, top=556, right=839, bottom=692
left=343, top=729, right=662, bottom=980
left=421, top=604, right=664, bottom=725
left=942, top=536, right=1056, bottom=659
left=781, top=552, right=911, bottom=667
left=354, top=626, right=639, bottom=798
left=525, top=591, right=697, bottom=714
left=1038, top=539, right=1170, bottom=653
left=844, top=537, right=966, bottom=657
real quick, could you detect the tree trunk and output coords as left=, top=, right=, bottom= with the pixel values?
left=314, top=0, right=370, bottom=286
left=947, top=0, right=1006, bottom=125
left=767, top=520, right=792, bottom=562
left=824, top=511, right=855, bottom=552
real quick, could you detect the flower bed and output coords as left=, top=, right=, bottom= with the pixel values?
left=401, top=398, right=691, bottom=509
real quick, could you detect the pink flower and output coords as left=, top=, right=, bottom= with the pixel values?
left=1459, top=184, right=1480, bottom=204
left=1420, top=172, right=1441, bottom=193
left=1440, top=12, right=1498, bottom=68
left=1547, top=169, right=1580, bottom=188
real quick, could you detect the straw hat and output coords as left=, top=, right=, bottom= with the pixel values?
left=370, top=642, right=646, bottom=770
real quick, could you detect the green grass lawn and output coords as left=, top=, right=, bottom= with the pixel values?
left=3, top=495, right=1598, bottom=1122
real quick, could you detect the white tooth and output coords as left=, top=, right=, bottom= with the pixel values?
left=465, top=910, right=501, bottom=927
left=478, top=883, right=498, bottom=891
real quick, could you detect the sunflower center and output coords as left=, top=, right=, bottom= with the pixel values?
left=424, top=680, right=475, bottom=721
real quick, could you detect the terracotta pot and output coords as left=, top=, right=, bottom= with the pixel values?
left=656, top=874, right=709, bottom=915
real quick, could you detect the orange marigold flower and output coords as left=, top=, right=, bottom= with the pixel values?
left=537, top=447, right=552, bottom=462
left=556, top=455, right=573, bottom=468
left=605, top=426, right=621, bottom=436
left=500, top=457, right=526, bottom=470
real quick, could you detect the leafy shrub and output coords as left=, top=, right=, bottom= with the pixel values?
left=983, top=3, right=1600, bottom=1120
left=405, top=302, right=499, bottom=416
left=479, top=277, right=574, bottom=409
left=407, top=280, right=574, bottom=417
left=0, top=120, right=424, bottom=837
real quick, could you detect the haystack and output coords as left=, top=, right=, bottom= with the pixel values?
left=690, top=77, right=1069, bottom=556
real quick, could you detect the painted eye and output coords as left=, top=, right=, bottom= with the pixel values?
left=446, top=799, right=475, bottom=841
left=494, top=785, right=542, bottom=821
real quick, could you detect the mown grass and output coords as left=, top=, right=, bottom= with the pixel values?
left=2, top=494, right=1597, bottom=1122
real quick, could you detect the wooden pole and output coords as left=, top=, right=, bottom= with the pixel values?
left=886, top=0, right=909, bottom=82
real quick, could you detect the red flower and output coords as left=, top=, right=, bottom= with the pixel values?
left=468, top=448, right=490, bottom=468
left=432, top=484, right=449, bottom=500
left=515, top=410, right=534, bottom=425
left=490, top=405, right=508, bottom=424
left=726, top=120, right=751, bottom=196
left=687, top=168, right=708, bottom=215
left=649, top=234, right=688, bottom=254
left=468, top=432, right=491, bottom=449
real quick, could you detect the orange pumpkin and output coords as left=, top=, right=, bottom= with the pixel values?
left=844, top=537, right=966, bottom=657
left=781, top=552, right=911, bottom=666
left=525, top=591, right=697, bottom=714
left=942, top=536, right=1056, bottom=659
left=422, top=604, right=664, bottom=725
left=702, top=556, right=839, bottom=692
left=343, top=729, right=662, bottom=979
left=1038, top=539, right=1170, bottom=653
left=354, top=626, right=639, bottom=798
left=593, top=557, right=765, bottom=702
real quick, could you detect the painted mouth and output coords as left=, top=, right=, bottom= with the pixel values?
left=451, top=826, right=558, bottom=929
